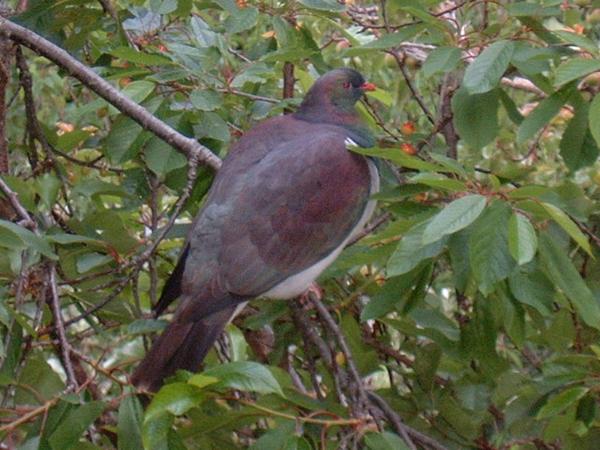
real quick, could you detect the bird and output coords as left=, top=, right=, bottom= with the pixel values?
left=131, top=68, right=379, bottom=392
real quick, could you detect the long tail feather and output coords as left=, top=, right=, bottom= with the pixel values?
left=131, top=305, right=237, bottom=392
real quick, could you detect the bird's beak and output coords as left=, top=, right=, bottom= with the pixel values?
left=361, top=82, right=376, bottom=92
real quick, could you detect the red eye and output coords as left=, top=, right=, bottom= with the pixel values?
left=343, top=81, right=351, bottom=89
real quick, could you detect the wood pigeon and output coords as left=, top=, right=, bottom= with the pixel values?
left=132, top=68, right=379, bottom=392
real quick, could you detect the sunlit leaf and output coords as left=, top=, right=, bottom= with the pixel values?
left=508, top=212, right=537, bottom=265
left=540, top=202, right=592, bottom=255
left=422, top=195, right=487, bottom=245
left=463, top=40, right=514, bottom=94
left=203, top=361, right=284, bottom=396
left=554, top=58, right=600, bottom=87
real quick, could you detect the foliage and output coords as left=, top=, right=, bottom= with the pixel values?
left=2, top=0, right=600, bottom=449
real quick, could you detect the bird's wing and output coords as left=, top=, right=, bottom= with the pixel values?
left=178, top=127, right=372, bottom=315
left=152, top=244, right=189, bottom=316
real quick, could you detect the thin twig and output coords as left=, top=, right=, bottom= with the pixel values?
left=235, top=397, right=364, bottom=427
left=368, top=392, right=449, bottom=450
left=218, top=87, right=279, bottom=104
left=0, top=31, right=10, bottom=173
left=308, top=293, right=372, bottom=415
left=47, top=264, right=78, bottom=390
left=16, top=47, right=73, bottom=214
left=347, top=212, right=391, bottom=246
left=51, top=147, right=124, bottom=174
left=0, top=175, right=34, bottom=227
left=0, top=396, right=60, bottom=433
left=388, top=50, right=435, bottom=125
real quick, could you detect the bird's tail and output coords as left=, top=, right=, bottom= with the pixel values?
left=131, top=305, right=237, bottom=392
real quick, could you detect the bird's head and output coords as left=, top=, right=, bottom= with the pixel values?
left=297, top=68, right=376, bottom=114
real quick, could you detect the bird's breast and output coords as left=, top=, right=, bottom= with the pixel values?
left=261, top=156, right=379, bottom=300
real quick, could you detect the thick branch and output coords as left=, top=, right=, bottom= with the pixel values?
left=0, top=18, right=222, bottom=171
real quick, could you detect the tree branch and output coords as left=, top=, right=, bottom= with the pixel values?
left=0, top=32, right=10, bottom=173
left=47, top=264, right=78, bottom=390
left=0, top=17, right=222, bottom=171
left=0, top=175, right=34, bottom=228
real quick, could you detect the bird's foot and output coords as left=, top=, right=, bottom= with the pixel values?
left=297, top=282, right=323, bottom=308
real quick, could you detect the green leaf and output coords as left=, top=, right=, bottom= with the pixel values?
left=46, top=233, right=101, bottom=246
left=452, top=87, right=499, bottom=149
left=538, top=232, right=600, bottom=329
left=0, top=220, right=26, bottom=250
left=119, top=80, right=156, bottom=104
left=422, top=195, right=487, bottom=245
left=589, top=93, right=600, bottom=148
left=203, top=361, right=284, bottom=396
left=49, top=401, right=105, bottom=450
left=554, top=58, right=600, bottom=87
left=560, top=100, right=598, bottom=171
left=342, top=24, right=424, bottom=56
left=409, top=173, right=466, bottom=191
left=517, top=87, right=572, bottom=144
left=145, top=136, right=187, bottom=176
left=250, top=423, right=310, bottom=450
left=110, top=47, right=172, bottom=66
left=469, top=201, right=516, bottom=294
left=297, top=0, right=345, bottom=12
left=362, top=267, right=425, bottom=320
left=508, top=212, right=537, bottom=265
left=414, top=342, right=442, bottom=392
left=388, top=222, right=448, bottom=276
left=349, top=147, right=447, bottom=172
left=187, top=374, right=220, bottom=389
left=553, top=31, right=599, bottom=56
left=104, top=116, right=144, bottom=164
left=509, top=269, right=554, bottom=315
left=428, top=153, right=468, bottom=177
left=225, top=7, right=258, bottom=33
left=499, top=89, right=524, bottom=125
left=364, top=431, right=410, bottom=450
left=118, top=393, right=143, bottom=450
left=0, top=220, right=56, bottom=259
left=394, top=1, right=448, bottom=28
left=146, top=382, right=203, bottom=420
left=423, top=46, right=462, bottom=78
left=193, top=112, right=230, bottom=142
left=463, top=40, right=514, bottom=94
left=189, top=90, right=223, bottom=111
left=142, top=411, right=172, bottom=450
left=537, top=387, right=589, bottom=419
left=540, top=202, right=592, bottom=256
left=55, top=129, right=92, bottom=152
left=152, top=0, right=177, bottom=14
left=104, top=97, right=161, bottom=163
left=37, top=173, right=61, bottom=210
left=72, top=179, right=129, bottom=198
left=76, top=252, right=113, bottom=273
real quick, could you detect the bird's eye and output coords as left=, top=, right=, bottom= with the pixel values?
left=342, top=81, right=351, bottom=89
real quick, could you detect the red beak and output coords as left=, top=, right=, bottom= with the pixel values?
left=361, top=82, right=376, bottom=92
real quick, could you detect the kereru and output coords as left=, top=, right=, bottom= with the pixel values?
left=132, top=68, right=379, bottom=392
